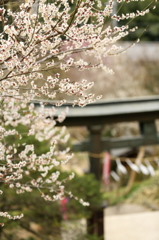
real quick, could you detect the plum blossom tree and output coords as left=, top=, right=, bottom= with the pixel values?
left=0, top=0, right=154, bottom=106
left=0, top=0, right=156, bottom=226
left=0, top=97, right=89, bottom=225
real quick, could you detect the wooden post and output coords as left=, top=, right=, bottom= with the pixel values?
left=88, top=125, right=103, bottom=180
left=87, top=125, right=104, bottom=240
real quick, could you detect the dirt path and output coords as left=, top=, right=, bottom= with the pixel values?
left=104, top=204, right=159, bottom=240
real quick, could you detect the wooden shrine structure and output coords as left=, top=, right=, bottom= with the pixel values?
left=35, top=95, right=159, bottom=240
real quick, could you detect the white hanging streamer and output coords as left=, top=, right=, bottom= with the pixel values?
left=110, top=156, right=158, bottom=183
left=116, top=159, right=127, bottom=175
left=145, top=159, right=155, bottom=176
left=110, top=171, right=120, bottom=182
left=126, top=159, right=140, bottom=173
left=139, top=163, right=149, bottom=175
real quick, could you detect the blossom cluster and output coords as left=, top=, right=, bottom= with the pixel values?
left=0, top=97, right=89, bottom=223
left=0, top=0, right=155, bottom=106
left=0, top=0, right=155, bottom=225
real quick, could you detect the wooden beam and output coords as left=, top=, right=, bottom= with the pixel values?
left=34, top=96, right=159, bottom=126
left=72, top=135, right=159, bottom=152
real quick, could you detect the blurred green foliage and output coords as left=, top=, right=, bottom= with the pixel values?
left=0, top=171, right=104, bottom=239
left=0, top=120, right=104, bottom=239
left=116, top=0, right=159, bottom=41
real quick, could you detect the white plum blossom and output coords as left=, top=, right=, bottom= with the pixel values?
left=0, top=0, right=155, bottom=225
left=0, top=97, right=89, bottom=223
left=0, top=0, right=155, bottom=106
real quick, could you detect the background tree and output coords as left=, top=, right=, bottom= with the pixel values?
left=116, top=0, right=159, bottom=41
